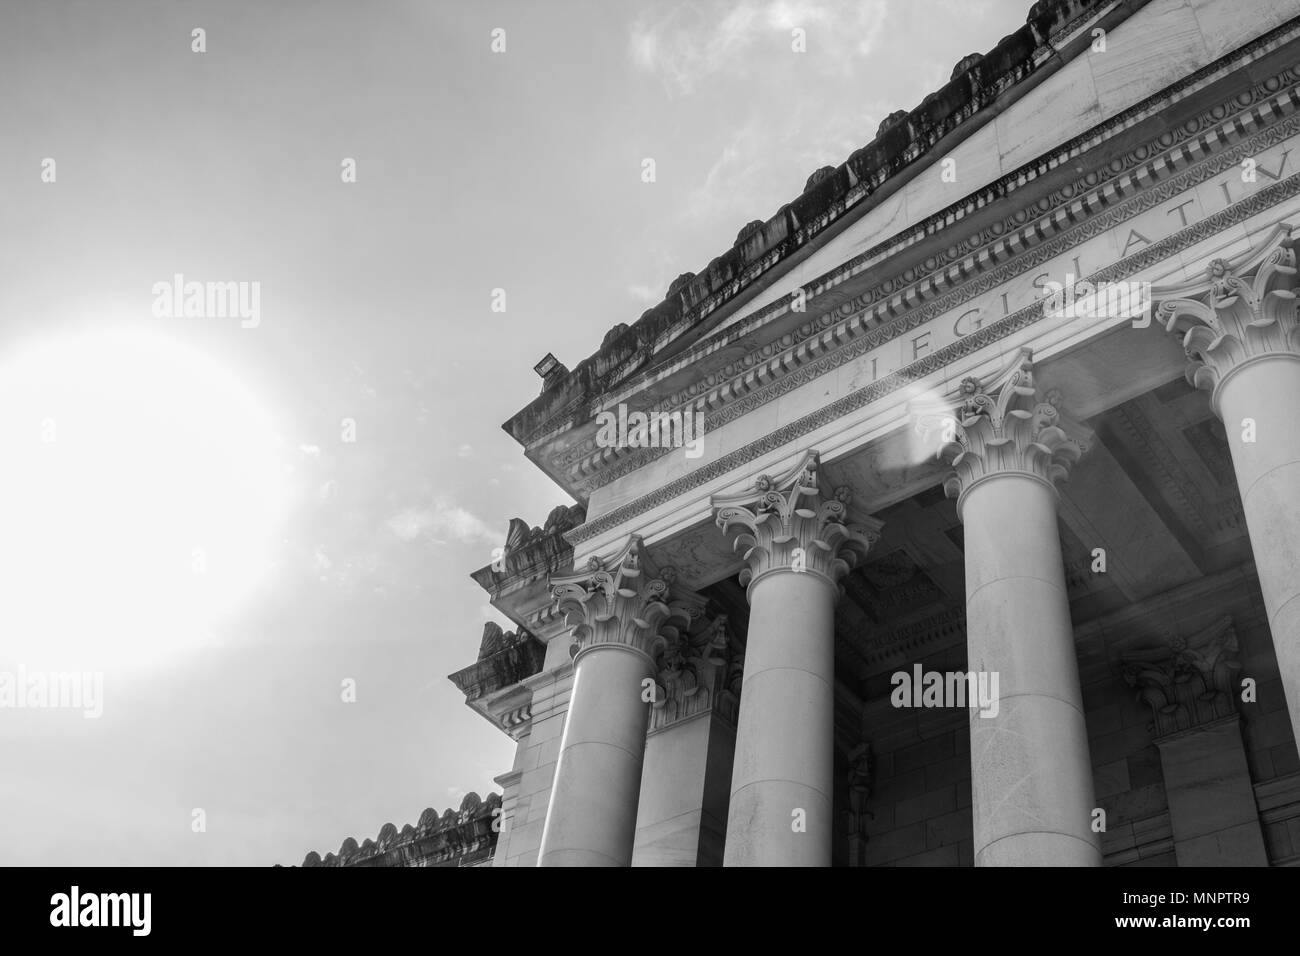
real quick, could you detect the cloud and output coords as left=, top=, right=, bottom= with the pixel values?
left=456, top=444, right=474, bottom=459
left=627, top=284, right=659, bottom=304
left=385, top=499, right=498, bottom=546
left=631, top=0, right=888, bottom=96
left=682, top=118, right=769, bottom=224
left=680, top=96, right=893, bottom=227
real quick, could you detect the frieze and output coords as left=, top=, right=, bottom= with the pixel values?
left=857, top=606, right=968, bottom=671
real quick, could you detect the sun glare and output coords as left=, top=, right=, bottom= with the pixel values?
left=0, top=328, right=291, bottom=671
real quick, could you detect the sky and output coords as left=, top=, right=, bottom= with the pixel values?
left=0, top=0, right=1029, bottom=866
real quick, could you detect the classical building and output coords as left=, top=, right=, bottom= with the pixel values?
left=453, top=0, right=1300, bottom=866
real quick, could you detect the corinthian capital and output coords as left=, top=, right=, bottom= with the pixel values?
left=1156, top=232, right=1300, bottom=415
left=648, top=613, right=739, bottom=731
left=1119, top=617, right=1241, bottom=739
left=550, top=536, right=691, bottom=667
left=914, top=349, right=1089, bottom=516
left=711, top=450, right=882, bottom=599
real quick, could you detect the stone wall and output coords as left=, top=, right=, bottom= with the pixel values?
left=856, top=568, right=1300, bottom=867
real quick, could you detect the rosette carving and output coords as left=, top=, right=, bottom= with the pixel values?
left=711, top=450, right=882, bottom=597
left=550, top=535, right=691, bottom=666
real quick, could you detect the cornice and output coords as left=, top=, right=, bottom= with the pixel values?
left=567, top=113, right=1300, bottom=547
left=510, top=0, right=1138, bottom=453
left=301, top=792, right=502, bottom=868
left=535, top=20, right=1300, bottom=478
left=471, top=504, right=584, bottom=598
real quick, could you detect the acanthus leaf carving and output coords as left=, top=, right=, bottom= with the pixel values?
left=712, top=450, right=882, bottom=599
left=913, top=348, right=1090, bottom=515
left=1120, top=616, right=1241, bottom=738
left=648, top=612, right=741, bottom=731
left=1156, top=229, right=1300, bottom=412
left=549, top=535, right=691, bottom=666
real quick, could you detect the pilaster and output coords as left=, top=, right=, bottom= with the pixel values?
left=1120, top=617, right=1268, bottom=866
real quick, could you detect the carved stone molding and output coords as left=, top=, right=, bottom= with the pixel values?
left=846, top=604, right=967, bottom=674
left=1157, top=228, right=1300, bottom=416
left=549, top=535, right=691, bottom=668
left=473, top=503, right=586, bottom=597
left=302, top=792, right=502, bottom=868
left=915, top=349, right=1090, bottom=518
left=447, top=623, right=546, bottom=703
left=712, top=450, right=883, bottom=599
left=1120, top=616, right=1241, bottom=739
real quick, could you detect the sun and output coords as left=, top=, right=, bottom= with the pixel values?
left=0, top=327, right=292, bottom=671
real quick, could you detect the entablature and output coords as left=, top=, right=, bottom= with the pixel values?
left=560, top=32, right=1300, bottom=565
left=536, top=23, right=1300, bottom=513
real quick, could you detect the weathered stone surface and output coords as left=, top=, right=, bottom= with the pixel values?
left=301, top=792, right=502, bottom=868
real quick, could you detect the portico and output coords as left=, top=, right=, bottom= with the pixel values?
left=455, top=0, right=1300, bottom=867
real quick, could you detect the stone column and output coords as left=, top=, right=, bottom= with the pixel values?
left=712, top=450, right=881, bottom=866
left=1158, top=238, right=1300, bottom=748
left=1120, top=617, right=1268, bottom=866
left=632, top=613, right=741, bottom=867
left=921, top=352, right=1101, bottom=866
left=538, top=536, right=689, bottom=866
